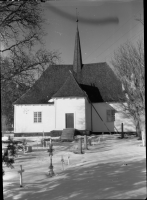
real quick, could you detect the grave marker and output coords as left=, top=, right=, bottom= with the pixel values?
left=88, top=138, right=92, bottom=146
left=78, top=137, right=82, bottom=154
left=84, top=135, right=88, bottom=150
left=67, top=155, right=70, bottom=165
left=18, top=165, right=24, bottom=187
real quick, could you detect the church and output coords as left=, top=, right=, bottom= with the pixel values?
left=13, top=24, right=136, bottom=136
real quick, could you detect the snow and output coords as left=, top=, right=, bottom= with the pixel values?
left=3, top=134, right=146, bottom=200
left=2, top=136, right=9, bottom=141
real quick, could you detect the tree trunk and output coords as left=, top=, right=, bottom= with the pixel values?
left=141, top=130, right=146, bottom=146
left=141, top=121, right=146, bottom=147
left=144, top=123, right=146, bottom=147
left=138, top=121, right=142, bottom=140
left=135, top=122, right=139, bottom=137
left=121, top=123, right=124, bottom=139
left=136, top=120, right=142, bottom=139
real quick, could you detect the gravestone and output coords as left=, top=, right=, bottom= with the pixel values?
left=26, top=146, right=32, bottom=152
left=61, top=128, right=75, bottom=141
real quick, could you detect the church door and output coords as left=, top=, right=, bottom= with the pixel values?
left=65, top=113, right=74, bottom=128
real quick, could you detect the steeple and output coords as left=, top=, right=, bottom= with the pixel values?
left=73, top=14, right=82, bottom=73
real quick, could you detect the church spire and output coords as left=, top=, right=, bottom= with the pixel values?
left=73, top=9, right=82, bottom=73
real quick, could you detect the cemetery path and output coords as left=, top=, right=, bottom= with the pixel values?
left=3, top=135, right=146, bottom=200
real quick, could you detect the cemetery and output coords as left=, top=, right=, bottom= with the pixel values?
left=2, top=1, right=145, bottom=199
left=2, top=133, right=146, bottom=200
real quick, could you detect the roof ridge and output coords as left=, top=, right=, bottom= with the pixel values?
left=83, top=62, right=107, bottom=66
left=69, top=70, right=88, bottom=96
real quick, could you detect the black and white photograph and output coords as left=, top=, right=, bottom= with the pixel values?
left=1, top=0, right=145, bottom=199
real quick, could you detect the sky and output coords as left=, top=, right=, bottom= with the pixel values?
left=1, top=0, right=143, bottom=65
left=41, top=0, right=144, bottom=66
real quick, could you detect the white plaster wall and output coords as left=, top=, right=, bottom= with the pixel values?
left=92, top=103, right=114, bottom=132
left=109, top=103, right=136, bottom=132
left=55, top=98, right=86, bottom=130
left=85, top=99, right=91, bottom=131
left=14, top=105, right=55, bottom=133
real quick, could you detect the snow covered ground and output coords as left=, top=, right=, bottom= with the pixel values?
left=3, top=134, right=146, bottom=200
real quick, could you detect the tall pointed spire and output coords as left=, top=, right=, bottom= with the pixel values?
left=73, top=9, right=82, bottom=73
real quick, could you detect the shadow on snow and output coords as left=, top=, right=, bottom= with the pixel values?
left=4, top=158, right=146, bottom=200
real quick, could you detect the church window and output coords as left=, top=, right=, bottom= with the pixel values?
left=106, top=110, right=115, bottom=122
left=34, top=112, right=42, bottom=123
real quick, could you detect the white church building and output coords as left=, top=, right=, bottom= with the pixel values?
left=13, top=25, right=136, bottom=136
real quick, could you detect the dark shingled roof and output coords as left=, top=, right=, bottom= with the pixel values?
left=52, top=71, right=87, bottom=98
left=14, top=62, right=125, bottom=104
left=14, top=25, right=125, bottom=104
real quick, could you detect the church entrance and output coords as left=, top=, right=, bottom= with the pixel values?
left=65, top=113, right=74, bottom=128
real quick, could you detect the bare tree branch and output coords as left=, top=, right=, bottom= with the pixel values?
left=0, top=0, right=61, bottom=131
left=111, top=39, right=145, bottom=142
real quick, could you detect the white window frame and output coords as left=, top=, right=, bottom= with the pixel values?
left=106, top=110, right=115, bottom=122
left=34, top=112, right=42, bottom=123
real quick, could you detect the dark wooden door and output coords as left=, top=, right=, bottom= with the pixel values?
left=66, top=113, right=74, bottom=128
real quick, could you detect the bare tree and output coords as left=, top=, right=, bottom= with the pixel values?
left=0, top=0, right=60, bottom=132
left=0, top=0, right=60, bottom=87
left=0, top=1, right=43, bottom=53
left=1, top=1, right=60, bottom=179
left=1, top=49, right=60, bottom=89
left=111, top=40, right=145, bottom=146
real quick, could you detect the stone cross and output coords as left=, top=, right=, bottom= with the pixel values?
left=18, top=165, right=24, bottom=187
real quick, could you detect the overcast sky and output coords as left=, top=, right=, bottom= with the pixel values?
left=41, top=0, right=143, bottom=65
